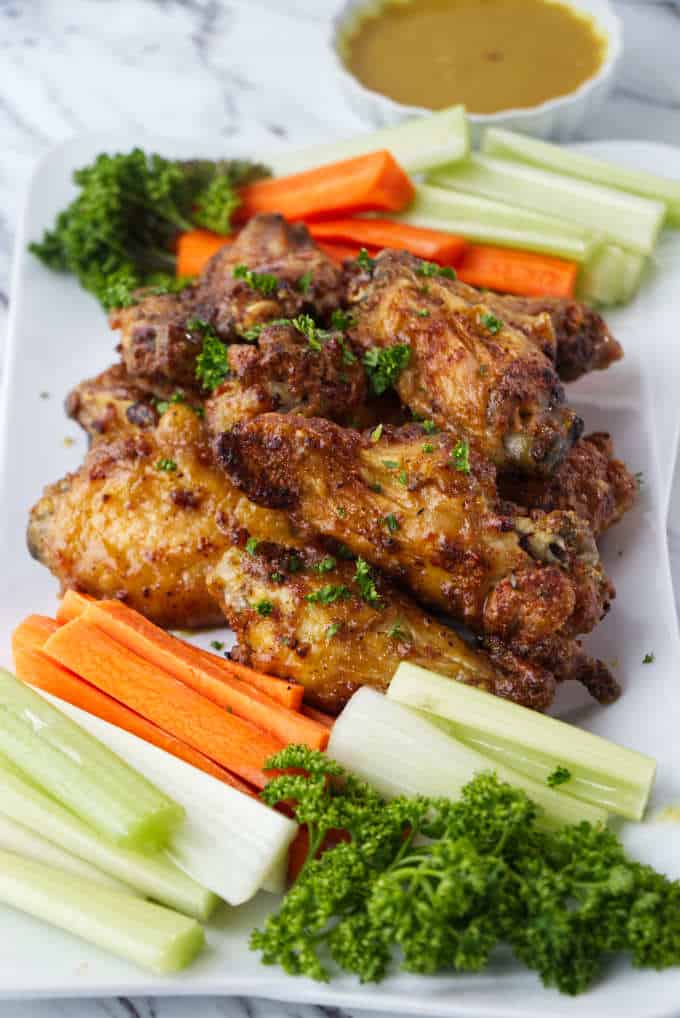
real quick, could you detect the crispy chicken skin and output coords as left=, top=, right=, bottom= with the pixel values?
left=217, top=415, right=613, bottom=647
left=27, top=405, right=299, bottom=628
left=208, top=543, right=557, bottom=712
left=204, top=321, right=367, bottom=435
left=348, top=250, right=582, bottom=474
left=499, top=432, right=637, bottom=537
left=66, top=364, right=202, bottom=442
left=111, top=215, right=344, bottom=387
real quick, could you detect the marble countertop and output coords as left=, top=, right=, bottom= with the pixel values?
left=1, top=1, right=680, bottom=1016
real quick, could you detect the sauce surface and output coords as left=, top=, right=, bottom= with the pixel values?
left=342, top=0, right=606, bottom=114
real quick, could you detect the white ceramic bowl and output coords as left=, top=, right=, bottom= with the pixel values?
left=331, top=0, right=623, bottom=143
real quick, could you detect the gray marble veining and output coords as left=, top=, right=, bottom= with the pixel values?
left=0, top=2, right=679, bottom=1016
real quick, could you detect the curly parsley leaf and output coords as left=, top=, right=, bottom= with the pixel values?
left=363, top=344, right=411, bottom=396
left=233, top=264, right=279, bottom=297
left=354, top=557, right=382, bottom=606
left=451, top=439, right=471, bottom=474
left=191, top=318, right=230, bottom=391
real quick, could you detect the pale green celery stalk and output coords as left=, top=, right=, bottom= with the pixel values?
left=619, top=249, right=648, bottom=303
left=482, top=127, right=680, bottom=227
left=328, top=687, right=608, bottom=829
left=0, top=669, right=182, bottom=849
left=0, top=813, right=137, bottom=895
left=428, top=154, right=665, bottom=256
left=577, top=245, right=630, bottom=307
left=40, top=692, right=298, bottom=906
left=0, top=848, right=205, bottom=974
left=393, top=184, right=596, bottom=262
left=388, top=664, right=656, bottom=821
left=265, top=106, right=469, bottom=176
left=0, top=757, right=218, bottom=920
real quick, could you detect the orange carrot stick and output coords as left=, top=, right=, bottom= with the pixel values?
left=12, top=616, right=254, bottom=794
left=457, top=244, right=578, bottom=299
left=176, top=229, right=230, bottom=278
left=57, top=590, right=95, bottom=625
left=238, top=151, right=415, bottom=222
left=43, top=618, right=284, bottom=789
left=317, top=240, right=370, bottom=264
left=309, top=219, right=466, bottom=265
left=77, top=600, right=328, bottom=751
left=300, top=704, right=335, bottom=729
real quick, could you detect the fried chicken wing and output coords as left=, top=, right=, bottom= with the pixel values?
left=348, top=250, right=582, bottom=474
left=27, top=404, right=299, bottom=628
left=207, top=542, right=557, bottom=712
left=499, top=432, right=637, bottom=536
left=111, top=214, right=344, bottom=387
left=204, top=321, right=367, bottom=435
left=216, top=415, right=613, bottom=647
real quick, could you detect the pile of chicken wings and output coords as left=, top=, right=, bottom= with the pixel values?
left=28, top=214, right=636, bottom=712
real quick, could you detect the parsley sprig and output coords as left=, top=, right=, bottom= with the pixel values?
left=233, top=264, right=279, bottom=296
left=191, top=318, right=230, bottom=391
left=363, top=344, right=411, bottom=396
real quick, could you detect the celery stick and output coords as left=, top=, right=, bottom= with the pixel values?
left=577, top=245, right=629, bottom=307
left=266, top=106, right=469, bottom=177
left=428, top=155, right=665, bottom=255
left=0, top=849, right=204, bottom=974
left=0, top=757, right=218, bottom=920
left=394, top=184, right=596, bottom=262
left=328, top=688, right=608, bottom=829
left=0, top=813, right=137, bottom=895
left=0, top=669, right=182, bottom=849
left=40, top=692, right=298, bottom=906
left=388, top=664, right=655, bottom=821
left=482, top=127, right=680, bottom=227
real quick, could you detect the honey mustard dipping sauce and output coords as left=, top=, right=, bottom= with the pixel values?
left=341, top=0, right=607, bottom=114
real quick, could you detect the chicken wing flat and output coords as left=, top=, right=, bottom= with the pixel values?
left=499, top=432, right=637, bottom=537
left=66, top=363, right=202, bottom=442
left=208, top=542, right=557, bottom=712
left=204, top=321, right=367, bottom=435
left=347, top=250, right=582, bottom=474
left=111, top=214, right=344, bottom=387
left=27, top=404, right=299, bottom=628
left=217, top=415, right=613, bottom=647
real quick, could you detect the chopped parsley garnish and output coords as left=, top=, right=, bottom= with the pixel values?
left=306, top=585, right=351, bottom=605
left=370, top=424, right=383, bottom=443
left=451, top=439, right=471, bottom=474
left=156, top=457, right=177, bottom=472
left=370, top=482, right=383, bottom=493
left=363, top=344, right=411, bottom=396
left=245, top=537, right=259, bottom=556
left=422, top=443, right=434, bottom=453
left=270, top=571, right=284, bottom=583
left=415, top=260, right=457, bottom=280
left=297, top=270, right=313, bottom=294
left=382, top=459, right=399, bottom=470
left=287, top=554, right=303, bottom=574
left=155, top=391, right=196, bottom=415
left=479, top=364, right=488, bottom=376
left=210, top=640, right=224, bottom=651
left=546, top=766, right=572, bottom=788
left=643, top=652, right=655, bottom=664
left=422, top=419, right=437, bottom=434
left=357, top=247, right=375, bottom=273
left=325, top=622, right=341, bottom=640
left=353, top=557, right=381, bottom=606
left=387, top=621, right=410, bottom=641
left=233, top=264, right=279, bottom=296
left=397, top=470, right=408, bottom=486
left=480, top=312, right=504, bottom=335
left=254, top=599, right=274, bottom=616
left=338, top=336, right=357, bottom=365
left=330, top=308, right=354, bottom=331
left=384, top=513, right=400, bottom=533
left=416, top=309, right=430, bottom=318
left=191, top=318, right=229, bottom=391
left=239, top=316, right=291, bottom=342
left=334, top=543, right=355, bottom=560
left=313, top=556, right=337, bottom=574
left=336, top=506, right=347, bottom=518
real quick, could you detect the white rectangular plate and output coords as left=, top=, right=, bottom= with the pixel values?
left=1, top=133, right=680, bottom=1017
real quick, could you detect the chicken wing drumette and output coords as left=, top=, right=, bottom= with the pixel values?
left=216, top=415, right=613, bottom=648
left=208, top=542, right=557, bottom=712
left=346, top=250, right=582, bottom=474
left=111, top=214, right=344, bottom=387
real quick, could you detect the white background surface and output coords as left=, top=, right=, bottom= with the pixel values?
left=1, top=2, right=680, bottom=1017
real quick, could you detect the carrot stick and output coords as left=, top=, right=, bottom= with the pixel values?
left=43, top=618, right=284, bottom=789
left=176, top=229, right=230, bottom=278
left=457, top=244, right=578, bottom=299
left=77, top=600, right=328, bottom=751
left=12, top=617, right=254, bottom=795
left=57, top=589, right=306, bottom=712
left=316, top=240, right=376, bottom=264
left=300, top=704, right=335, bottom=729
left=309, top=219, right=466, bottom=265
left=57, top=590, right=95, bottom=625
left=238, top=151, right=415, bottom=222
